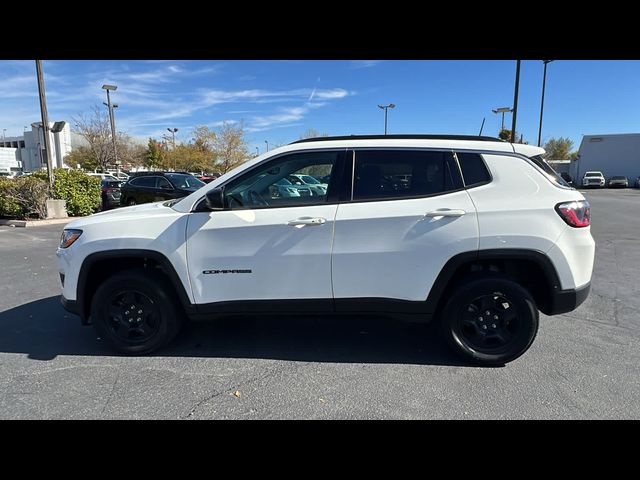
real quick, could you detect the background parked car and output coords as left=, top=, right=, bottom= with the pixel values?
left=582, top=171, right=606, bottom=188
left=120, top=172, right=205, bottom=206
left=286, top=173, right=327, bottom=195
left=634, top=176, right=640, bottom=188
left=89, top=173, right=119, bottom=182
left=608, top=176, right=629, bottom=188
left=101, top=180, right=123, bottom=210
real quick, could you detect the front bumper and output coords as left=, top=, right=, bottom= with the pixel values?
left=547, top=282, right=591, bottom=315
left=61, top=295, right=79, bottom=315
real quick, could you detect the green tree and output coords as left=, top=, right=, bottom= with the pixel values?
left=544, top=137, right=575, bottom=160
left=145, top=138, right=165, bottom=170
left=498, top=128, right=512, bottom=141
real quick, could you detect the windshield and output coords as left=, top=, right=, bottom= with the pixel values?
left=611, top=176, right=626, bottom=180
left=585, top=172, right=602, bottom=177
left=165, top=173, right=205, bottom=189
left=528, top=155, right=571, bottom=188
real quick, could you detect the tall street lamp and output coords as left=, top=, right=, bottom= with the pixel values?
left=265, top=140, right=269, bottom=152
left=2, top=128, right=6, bottom=140
left=492, top=107, right=513, bottom=131
left=510, top=60, right=521, bottom=143
left=537, top=60, right=554, bottom=147
left=167, top=128, right=178, bottom=149
left=378, top=103, right=396, bottom=135
left=102, top=84, right=118, bottom=165
left=255, top=146, right=259, bottom=156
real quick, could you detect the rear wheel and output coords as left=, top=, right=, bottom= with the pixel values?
left=440, top=277, right=539, bottom=366
left=90, top=269, right=182, bottom=355
left=127, top=198, right=137, bottom=206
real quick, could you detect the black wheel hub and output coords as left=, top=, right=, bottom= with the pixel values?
left=105, top=290, right=160, bottom=344
left=457, top=293, right=519, bottom=352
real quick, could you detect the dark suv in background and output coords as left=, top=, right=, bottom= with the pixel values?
left=120, top=172, right=205, bottom=206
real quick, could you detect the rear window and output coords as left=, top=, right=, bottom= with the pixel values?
left=456, top=152, right=491, bottom=186
left=528, top=154, right=571, bottom=188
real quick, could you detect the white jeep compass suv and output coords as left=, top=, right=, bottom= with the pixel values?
left=57, top=135, right=594, bottom=365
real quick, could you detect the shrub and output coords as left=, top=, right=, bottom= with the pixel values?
left=0, top=178, right=23, bottom=217
left=0, top=176, right=49, bottom=219
left=51, top=168, right=101, bottom=216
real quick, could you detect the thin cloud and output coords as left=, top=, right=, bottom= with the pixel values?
left=351, top=60, right=382, bottom=69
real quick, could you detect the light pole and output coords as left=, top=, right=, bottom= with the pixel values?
left=255, top=146, right=259, bottom=156
left=537, top=60, right=554, bottom=147
left=102, top=84, right=118, bottom=165
left=167, top=127, right=178, bottom=171
left=511, top=60, right=521, bottom=143
left=265, top=140, right=269, bottom=152
left=2, top=128, right=6, bottom=140
left=378, top=103, right=396, bottom=135
left=35, top=60, right=54, bottom=186
left=492, top=107, right=513, bottom=132
left=167, top=127, right=178, bottom=149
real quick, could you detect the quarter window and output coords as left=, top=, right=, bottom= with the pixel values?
left=352, top=150, right=460, bottom=201
left=456, top=152, right=491, bottom=186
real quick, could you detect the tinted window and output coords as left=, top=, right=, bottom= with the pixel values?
left=457, top=152, right=491, bottom=186
left=352, top=150, right=459, bottom=201
left=165, top=173, right=205, bottom=189
left=529, top=154, right=570, bottom=187
left=130, top=176, right=155, bottom=187
left=156, top=177, right=172, bottom=189
left=223, top=151, right=338, bottom=209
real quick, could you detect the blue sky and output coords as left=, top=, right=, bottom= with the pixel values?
left=1, top=60, right=640, bottom=153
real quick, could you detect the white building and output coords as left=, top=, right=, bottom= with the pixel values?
left=573, top=133, right=640, bottom=182
left=0, top=147, right=21, bottom=176
left=0, top=121, right=72, bottom=174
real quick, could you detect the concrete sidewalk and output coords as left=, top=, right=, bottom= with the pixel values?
left=0, top=217, right=77, bottom=228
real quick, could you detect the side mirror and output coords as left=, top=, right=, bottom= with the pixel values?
left=205, top=187, right=225, bottom=210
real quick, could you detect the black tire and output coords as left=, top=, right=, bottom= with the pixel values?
left=90, top=268, right=183, bottom=355
left=440, top=277, right=538, bottom=366
left=127, top=198, right=137, bottom=206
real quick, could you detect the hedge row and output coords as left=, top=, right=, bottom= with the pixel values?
left=0, top=169, right=101, bottom=219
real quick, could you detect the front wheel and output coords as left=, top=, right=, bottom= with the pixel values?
left=440, top=277, right=539, bottom=366
left=90, top=269, right=183, bottom=355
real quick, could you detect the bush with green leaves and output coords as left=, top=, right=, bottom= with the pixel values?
left=0, top=176, right=50, bottom=219
left=51, top=168, right=101, bottom=216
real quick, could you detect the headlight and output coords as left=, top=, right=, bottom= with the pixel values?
left=60, top=229, right=82, bottom=249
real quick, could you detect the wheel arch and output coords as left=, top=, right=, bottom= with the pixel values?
left=77, top=249, right=195, bottom=324
left=426, top=249, right=562, bottom=317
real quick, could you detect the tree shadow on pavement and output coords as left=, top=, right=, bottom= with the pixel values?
left=0, top=296, right=467, bottom=366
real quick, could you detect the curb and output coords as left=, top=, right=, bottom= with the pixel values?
left=0, top=217, right=77, bottom=228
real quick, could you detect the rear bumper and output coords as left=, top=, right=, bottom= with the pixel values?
left=548, top=282, right=590, bottom=315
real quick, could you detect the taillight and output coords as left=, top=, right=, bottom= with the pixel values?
left=556, top=200, right=590, bottom=228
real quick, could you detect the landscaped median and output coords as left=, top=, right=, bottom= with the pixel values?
left=0, top=169, right=101, bottom=222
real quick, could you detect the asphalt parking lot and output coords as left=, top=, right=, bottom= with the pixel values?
left=1, top=188, right=639, bottom=419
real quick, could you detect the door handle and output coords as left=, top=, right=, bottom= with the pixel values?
left=287, top=217, right=327, bottom=226
left=425, top=209, right=466, bottom=218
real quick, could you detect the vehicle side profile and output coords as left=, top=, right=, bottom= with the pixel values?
left=119, top=172, right=205, bottom=206
left=57, top=135, right=594, bottom=366
left=582, top=171, right=605, bottom=188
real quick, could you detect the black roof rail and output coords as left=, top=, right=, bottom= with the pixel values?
left=291, top=134, right=506, bottom=144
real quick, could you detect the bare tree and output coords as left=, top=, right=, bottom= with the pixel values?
left=72, top=106, right=115, bottom=171
left=299, top=128, right=329, bottom=139
left=213, top=122, right=250, bottom=174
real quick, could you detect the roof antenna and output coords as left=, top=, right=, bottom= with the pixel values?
left=478, top=117, right=486, bottom=136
